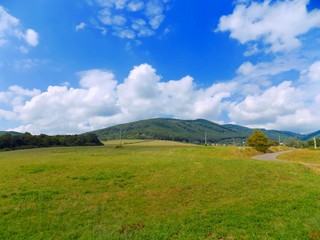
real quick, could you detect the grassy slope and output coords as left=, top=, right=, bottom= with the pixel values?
left=0, top=142, right=320, bottom=239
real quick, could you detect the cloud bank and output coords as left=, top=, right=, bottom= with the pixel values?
left=0, top=61, right=319, bottom=134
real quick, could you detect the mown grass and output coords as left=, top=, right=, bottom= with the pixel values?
left=0, top=141, right=320, bottom=239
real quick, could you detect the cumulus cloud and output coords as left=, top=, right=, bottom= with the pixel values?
left=217, top=0, right=320, bottom=53
left=237, top=61, right=256, bottom=75
left=308, top=61, right=320, bottom=82
left=86, top=0, right=170, bottom=39
left=1, top=64, right=232, bottom=134
left=0, top=85, right=41, bottom=107
left=1, top=60, right=320, bottom=134
left=228, top=81, right=301, bottom=124
left=227, top=59, right=320, bottom=133
left=0, top=5, right=39, bottom=49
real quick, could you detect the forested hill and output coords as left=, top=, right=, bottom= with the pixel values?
left=0, top=131, right=22, bottom=136
left=89, top=118, right=317, bottom=144
left=90, top=118, right=242, bottom=144
left=0, top=133, right=103, bottom=151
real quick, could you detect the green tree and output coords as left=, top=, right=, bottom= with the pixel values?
left=246, top=130, right=271, bottom=153
left=308, top=138, right=320, bottom=149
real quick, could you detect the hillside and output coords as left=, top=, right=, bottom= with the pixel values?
left=224, top=124, right=303, bottom=142
left=90, top=118, right=245, bottom=144
left=301, top=130, right=320, bottom=141
left=0, top=131, right=22, bottom=136
left=89, top=118, right=319, bottom=144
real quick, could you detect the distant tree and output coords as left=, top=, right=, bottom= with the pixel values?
left=270, top=140, right=280, bottom=146
left=284, top=138, right=307, bottom=148
left=246, top=130, right=271, bottom=153
left=307, top=138, right=320, bottom=149
left=0, top=133, right=103, bottom=151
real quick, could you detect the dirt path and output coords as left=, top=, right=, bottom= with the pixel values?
left=252, top=150, right=295, bottom=162
left=252, top=150, right=320, bottom=167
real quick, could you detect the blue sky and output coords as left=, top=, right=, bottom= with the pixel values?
left=1, top=0, right=320, bottom=134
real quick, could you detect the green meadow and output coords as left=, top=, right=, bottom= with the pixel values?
left=0, top=141, right=320, bottom=240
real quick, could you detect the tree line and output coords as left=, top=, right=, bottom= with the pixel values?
left=246, top=129, right=320, bottom=152
left=0, top=132, right=103, bottom=151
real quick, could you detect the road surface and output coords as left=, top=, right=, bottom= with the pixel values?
left=252, top=150, right=320, bottom=167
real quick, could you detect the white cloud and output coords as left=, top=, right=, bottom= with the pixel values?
left=227, top=58, right=320, bottom=133
left=98, top=9, right=127, bottom=26
left=308, top=61, right=320, bottom=82
left=113, top=27, right=136, bottom=39
left=228, top=81, right=301, bottom=124
left=8, top=70, right=119, bottom=134
left=1, top=64, right=232, bottom=134
left=131, top=18, right=154, bottom=37
left=146, top=0, right=165, bottom=29
left=95, top=0, right=128, bottom=9
left=127, top=0, right=144, bottom=12
left=149, top=14, right=165, bottom=30
left=0, top=109, right=16, bottom=121
left=2, top=60, right=320, bottom=134
left=237, top=61, right=256, bottom=75
left=75, top=22, right=87, bottom=31
left=234, top=54, right=309, bottom=88
left=0, top=5, right=19, bottom=44
left=23, top=29, right=39, bottom=46
left=217, top=0, right=320, bottom=53
left=87, top=0, right=170, bottom=39
left=0, top=85, right=41, bottom=106
left=0, top=5, right=39, bottom=49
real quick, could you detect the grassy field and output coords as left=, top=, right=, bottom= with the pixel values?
left=278, top=149, right=320, bottom=164
left=0, top=141, right=320, bottom=239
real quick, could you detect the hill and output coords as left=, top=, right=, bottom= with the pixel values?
left=224, top=124, right=303, bottom=142
left=0, top=131, right=22, bottom=136
left=301, top=130, right=320, bottom=141
left=90, top=118, right=245, bottom=144
left=89, top=118, right=316, bottom=144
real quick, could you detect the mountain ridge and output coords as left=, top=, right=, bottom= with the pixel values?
left=88, top=118, right=319, bottom=144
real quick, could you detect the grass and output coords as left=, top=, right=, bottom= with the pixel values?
left=278, top=149, right=320, bottom=164
left=0, top=141, right=320, bottom=239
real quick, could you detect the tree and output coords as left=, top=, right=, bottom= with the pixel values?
left=246, top=130, right=271, bottom=153
left=308, top=138, right=320, bottom=149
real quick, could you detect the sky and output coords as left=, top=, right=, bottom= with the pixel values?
left=0, top=0, right=320, bottom=134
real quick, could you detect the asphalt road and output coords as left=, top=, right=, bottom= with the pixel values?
left=252, top=150, right=320, bottom=167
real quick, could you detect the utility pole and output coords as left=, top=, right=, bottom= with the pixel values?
left=278, top=134, right=281, bottom=145
left=314, top=137, right=317, bottom=149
